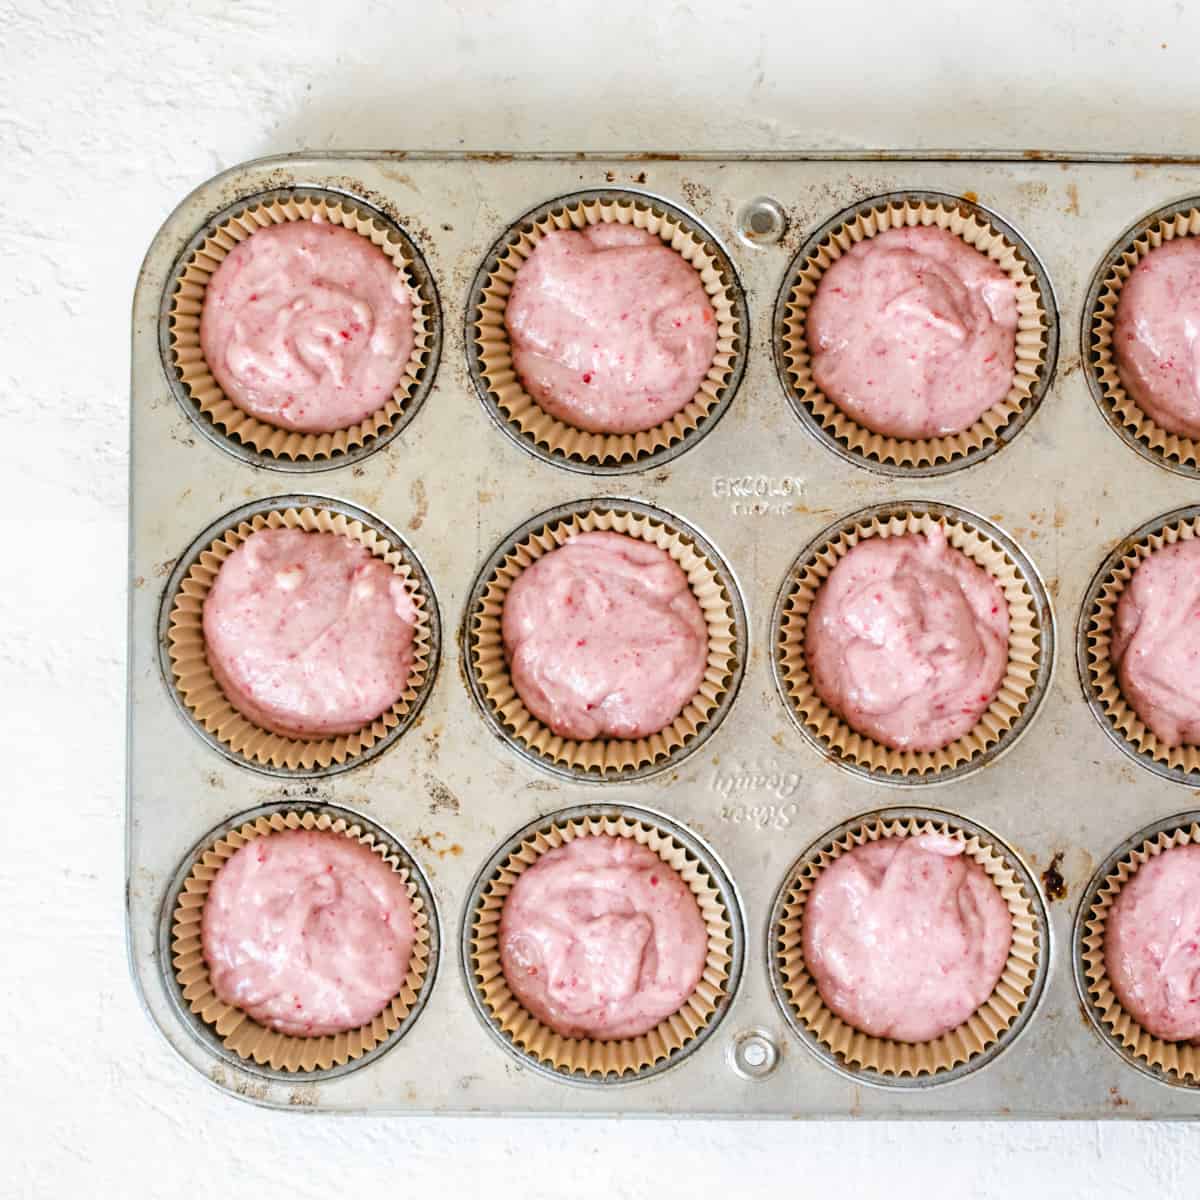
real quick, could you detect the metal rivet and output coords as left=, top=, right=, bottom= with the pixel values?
left=728, top=1029, right=780, bottom=1080
left=736, top=197, right=787, bottom=247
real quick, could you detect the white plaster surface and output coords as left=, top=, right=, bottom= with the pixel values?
left=3, top=1, right=1200, bottom=1195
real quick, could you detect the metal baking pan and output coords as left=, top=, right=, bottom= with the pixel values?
left=129, top=149, right=1200, bottom=1116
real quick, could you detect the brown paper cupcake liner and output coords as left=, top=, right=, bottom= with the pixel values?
left=775, top=508, right=1044, bottom=779
left=1080, top=819, right=1200, bottom=1083
left=778, top=195, right=1051, bottom=469
left=168, top=191, right=435, bottom=462
left=471, top=192, right=743, bottom=466
left=468, top=505, right=738, bottom=778
left=1082, top=512, right=1200, bottom=776
left=468, top=812, right=734, bottom=1079
left=167, top=504, right=433, bottom=771
left=1087, top=204, right=1200, bottom=470
left=170, top=808, right=432, bottom=1073
left=774, top=813, right=1042, bottom=1078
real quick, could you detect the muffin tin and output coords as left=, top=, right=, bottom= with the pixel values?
left=129, top=150, right=1200, bottom=1117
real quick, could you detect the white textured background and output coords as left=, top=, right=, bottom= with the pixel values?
left=4, top=1, right=1200, bottom=1195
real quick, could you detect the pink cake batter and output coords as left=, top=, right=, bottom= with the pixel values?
left=501, top=531, right=708, bottom=741
left=199, top=220, right=415, bottom=433
left=499, top=835, right=707, bottom=1039
left=1105, top=844, right=1200, bottom=1042
left=805, top=527, right=1009, bottom=752
left=807, top=226, right=1019, bottom=438
left=201, top=829, right=415, bottom=1037
left=202, top=527, right=417, bottom=738
left=1111, top=538, right=1200, bottom=747
left=504, top=225, right=718, bottom=434
left=1113, top=238, right=1200, bottom=438
left=802, top=834, right=1013, bottom=1042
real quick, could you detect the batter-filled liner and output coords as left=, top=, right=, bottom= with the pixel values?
left=167, top=190, right=435, bottom=461
left=468, top=812, right=732, bottom=1079
left=472, top=192, right=742, bottom=466
left=468, top=505, right=738, bottom=778
left=167, top=504, right=433, bottom=771
left=1079, top=819, right=1200, bottom=1084
left=1087, top=204, right=1200, bottom=471
left=1083, top=512, right=1200, bottom=776
left=170, top=809, right=432, bottom=1073
left=778, top=196, right=1051, bottom=469
left=775, top=508, right=1043, bottom=779
left=774, top=813, right=1041, bottom=1078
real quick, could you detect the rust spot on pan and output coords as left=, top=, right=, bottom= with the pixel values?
left=409, top=478, right=428, bottom=531
left=415, top=829, right=464, bottom=859
left=1041, top=851, right=1067, bottom=902
left=426, top=774, right=460, bottom=815
left=679, top=179, right=714, bottom=210
left=1127, top=153, right=1200, bottom=165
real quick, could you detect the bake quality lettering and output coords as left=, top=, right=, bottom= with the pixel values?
left=717, top=801, right=800, bottom=831
left=711, top=475, right=805, bottom=499
left=711, top=761, right=800, bottom=801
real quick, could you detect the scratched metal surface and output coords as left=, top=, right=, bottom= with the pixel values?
left=128, top=151, right=1200, bottom=1116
